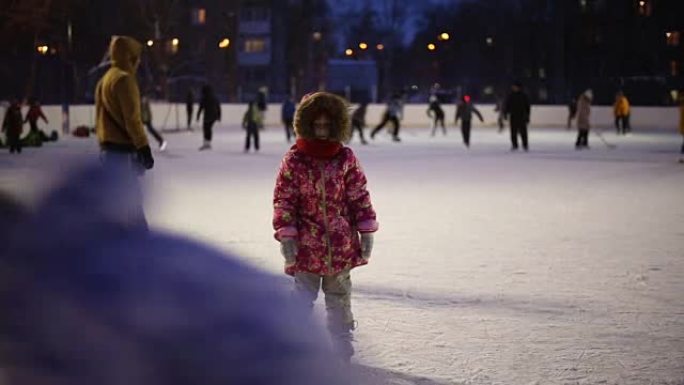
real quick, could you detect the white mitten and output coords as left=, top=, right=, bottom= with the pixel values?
left=360, top=233, right=374, bottom=261
left=280, top=238, right=298, bottom=265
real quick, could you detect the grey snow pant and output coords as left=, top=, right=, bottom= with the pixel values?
left=294, top=270, right=354, bottom=341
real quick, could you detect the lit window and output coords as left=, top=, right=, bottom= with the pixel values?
left=192, top=8, right=206, bottom=25
left=244, top=38, right=266, bottom=53
left=241, top=7, right=270, bottom=22
left=666, top=31, right=680, bottom=46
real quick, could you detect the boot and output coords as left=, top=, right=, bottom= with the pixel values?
left=330, top=321, right=355, bottom=363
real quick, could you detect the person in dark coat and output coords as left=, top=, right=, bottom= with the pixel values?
left=504, top=82, right=531, bottom=151
left=455, top=95, right=484, bottom=148
left=370, top=93, right=403, bottom=142
left=351, top=102, right=369, bottom=144
left=185, top=89, right=194, bottom=131
left=243, top=101, right=261, bottom=152
left=196, top=85, right=221, bottom=151
left=0, top=164, right=350, bottom=385
left=2, top=99, right=24, bottom=154
left=281, top=95, right=296, bottom=143
left=575, top=89, right=593, bottom=150
left=428, top=94, right=446, bottom=136
left=256, top=87, right=268, bottom=131
left=141, top=95, right=167, bottom=151
left=567, top=97, right=578, bottom=130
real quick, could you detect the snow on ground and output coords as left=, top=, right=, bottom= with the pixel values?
left=2, top=124, right=683, bottom=385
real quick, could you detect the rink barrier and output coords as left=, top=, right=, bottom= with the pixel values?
left=1, top=103, right=680, bottom=132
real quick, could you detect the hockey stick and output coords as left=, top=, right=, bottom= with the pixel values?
left=593, top=129, right=617, bottom=149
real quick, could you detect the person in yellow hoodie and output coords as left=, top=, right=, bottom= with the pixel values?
left=95, top=36, right=154, bottom=170
left=95, top=36, right=153, bottom=229
left=614, top=90, right=631, bottom=135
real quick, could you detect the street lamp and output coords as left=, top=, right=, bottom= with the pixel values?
left=439, top=32, right=450, bottom=41
left=147, top=40, right=154, bottom=47
left=218, top=38, right=230, bottom=49
left=36, top=45, right=49, bottom=55
left=427, top=43, right=436, bottom=51
left=376, top=43, right=385, bottom=51
left=345, top=48, right=354, bottom=56
left=359, top=42, right=368, bottom=50
left=172, top=38, right=179, bottom=46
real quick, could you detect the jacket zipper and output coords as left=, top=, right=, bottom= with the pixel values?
left=317, top=163, right=334, bottom=270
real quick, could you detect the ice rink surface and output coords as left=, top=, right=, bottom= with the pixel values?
left=2, top=124, right=683, bottom=385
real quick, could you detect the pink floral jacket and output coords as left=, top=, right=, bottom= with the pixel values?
left=273, top=146, right=378, bottom=276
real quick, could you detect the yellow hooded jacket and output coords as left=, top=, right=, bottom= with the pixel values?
left=614, top=95, right=630, bottom=118
left=95, top=36, right=148, bottom=151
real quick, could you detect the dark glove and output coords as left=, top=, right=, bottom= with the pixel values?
left=280, top=238, right=298, bottom=266
left=136, top=145, right=154, bottom=170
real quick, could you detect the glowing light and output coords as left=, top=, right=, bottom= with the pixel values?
left=376, top=43, right=384, bottom=50
left=359, top=42, right=368, bottom=50
left=639, top=0, right=645, bottom=6
left=666, top=32, right=672, bottom=39
left=36, top=45, right=49, bottom=55
left=427, top=43, right=436, bottom=51
left=486, top=37, right=494, bottom=46
left=312, top=32, right=322, bottom=41
left=345, top=48, right=354, bottom=56
left=440, top=32, right=450, bottom=41
left=218, top=38, right=230, bottom=48
left=172, top=38, right=179, bottom=46
left=146, top=40, right=154, bottom=47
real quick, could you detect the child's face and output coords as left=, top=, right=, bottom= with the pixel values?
left=313, top=114, right=332, bottom=140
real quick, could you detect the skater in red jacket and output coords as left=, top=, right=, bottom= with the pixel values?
left=272, top=92, right=379, bottom=362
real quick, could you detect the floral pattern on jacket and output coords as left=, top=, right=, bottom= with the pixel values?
left=273, top=146, right=378, bottom=276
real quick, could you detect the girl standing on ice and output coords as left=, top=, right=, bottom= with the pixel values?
left=272, top=92, right=378, bottom=362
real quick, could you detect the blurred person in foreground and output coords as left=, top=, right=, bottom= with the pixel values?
left=273, top=92, right=379, bottom=362
left=95, top=36, right=154, bottom=229
left=0, top=164, right=349, bottom=385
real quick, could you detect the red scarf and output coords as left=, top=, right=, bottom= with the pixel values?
left=296, top=138, right=342, bottom=159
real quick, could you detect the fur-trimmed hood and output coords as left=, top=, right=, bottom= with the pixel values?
left=294, top=92, right=351, bottom=143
